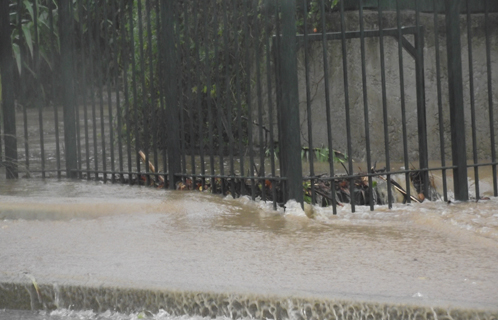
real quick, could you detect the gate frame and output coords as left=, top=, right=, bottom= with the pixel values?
left=277, top=25, right=430, bottom=200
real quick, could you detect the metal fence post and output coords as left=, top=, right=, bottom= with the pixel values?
left=279, top=0, right=303, bottom=204
left=160, top=0, right=181, bottom=189
left=445, top=0, right=468, bottom=201
left=59, top=0, right=78, bottom=178
left=0, top=0, right=18, bottom=179
left=414, top=27, right=429, bottom=198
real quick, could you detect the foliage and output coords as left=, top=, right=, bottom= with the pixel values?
left=9, top=0, right=58, bottom=75
left=121, top=0, right=340, bottom=154
left=7, top=0, right=125, bottom=107
left=121, top=0, right=276, bottom=154
left=5, top=0, right=339, bottom=150
left=301, top=146, right=348, bottom=163
left=7, top=0, right=59, bottom=107
left=297, top=0, right=340, bottom=32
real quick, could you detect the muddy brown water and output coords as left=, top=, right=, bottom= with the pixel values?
left=0, top=177, right=498, bottom=319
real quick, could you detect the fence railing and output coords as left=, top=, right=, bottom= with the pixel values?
left=1, top=0, right=497, bottom=212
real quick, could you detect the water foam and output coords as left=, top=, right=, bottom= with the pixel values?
left=1, top=282, right=497, bottom=320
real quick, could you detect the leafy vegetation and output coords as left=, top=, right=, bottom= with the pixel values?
left=122, top=0, right=340, bottom=155
left=6, top=0, right=340, bottom=156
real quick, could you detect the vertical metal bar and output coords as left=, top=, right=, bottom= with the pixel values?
left=396, top=0, right=411, bottom=203
left=158, top=0, right=168, bottom=184
left=135, top=1, right=146, bottom=185
left=88, top=1, right=99, bottom=179
left=192, top=3, right=205, bottom=187
left=103, top=2, right=115, bottom=182
left=319, top=0, right=337, bottom=214
left=445, top=0, right=469, bottom=201
left=203, top=0, right=215, bottom=189
left=59, top=0, right=78, bottom=178
left=359, top=0, right=374, bottom=210
left=22, top=96, right=29, bottom=172
left=136, top=0, right=149, bottom=185
left=120, top=0, right=132, bottom=183
left=154, top=0, right=166, bottom=182
left=111, top=0, right=123, bottom=182
left=255, top=4, right=267, bottom=200
left=161, top=0, right=181, bottom=189
left=77, top=0, right=90, bottom=180
left=33, top=0, right=46, bottom=177
left=340, top=0, right=355, bottom=211
left=484, top=0, right=497, bottom=197
left=244, top=0, right=256, bottom=199
left=415, top=0, right=429, bottom=198
left=95, top=4, right=107, bottom=182
left=145, top=0, right=158, bottom=184
left=378, top=0, right=392, bottom=208
left=274, top=0, right=283, bottom=197
left=433, top=0, right=448, bottom=201
left=0, top=0, right=18, bottom=178
left=466, top=0, right=479, bottom=199
left=128, top=2, right=141, bottom=177
left=69, top=0, right=82, bottom=179
left=280, top=0, right=303, bottom=204
left=167, top=2, right=177, bottom=185
left=211, top=1, right=225, bottom=193
left=233, top=1, right=244, bottom=185
left=183, top=3, right=195, bottom=178
left=17, top=0, right=29, bottom=174
left=223, top=0, right=236, bottom=194
left=252, top=1, right=264, bottom=200
left=303, top=0, right=316, bottom=205
left=49, top=0, right=61, bottom=179
left=266, top=1, right=277, bottom=209
left=0, top=104, right=2, bottom=165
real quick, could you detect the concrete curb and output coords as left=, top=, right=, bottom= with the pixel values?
left=1, top=282, right=498, bottom=320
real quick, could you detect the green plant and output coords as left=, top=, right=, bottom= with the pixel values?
left=303, top=180, right=312, bottom=204
left=10, top=0, right=59, bottom=75
left=301, top=146, right=348, bottom=164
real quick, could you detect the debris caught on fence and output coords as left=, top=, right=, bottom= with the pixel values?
left=138, top=150, right=165, bottom=186
left=136, top=151, right=445, bottom=209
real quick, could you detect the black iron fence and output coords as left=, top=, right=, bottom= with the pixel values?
left=0, top=0, right=497, bottom=212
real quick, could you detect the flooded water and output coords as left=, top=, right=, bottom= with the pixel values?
left=1, top=177, right=498, bottom=319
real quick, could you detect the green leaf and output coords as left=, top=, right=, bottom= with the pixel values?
left=39, top=49, right=52, bottom=70
left=23, top=0, right=34, bottom=22
left=333, top=150, right=347, bottom=163
left=304, top=194, right=312, bottom=204
left=12, top=43, right=22, bottom=74
left=22, top=24, right=33, bottom=57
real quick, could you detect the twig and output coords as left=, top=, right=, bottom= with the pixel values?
left=313, top=187, right=345, bottom=207
left=138, top=150, right=165, bottom=184
left=377, top=174, right=421, bottom=203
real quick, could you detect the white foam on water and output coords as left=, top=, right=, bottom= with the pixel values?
left=0, top=309, right=234, bottom=320
left=44, top=308, right=233, bottom=320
